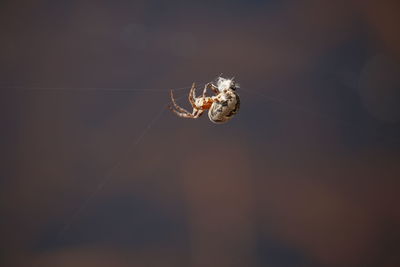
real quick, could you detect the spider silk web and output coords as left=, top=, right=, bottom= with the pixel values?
left=0, top=82, right=201, bottom=237
left=1, top=80, right=399, bottom=239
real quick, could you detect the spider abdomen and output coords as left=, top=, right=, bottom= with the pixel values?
left=208, top=90, right=240, bottom=124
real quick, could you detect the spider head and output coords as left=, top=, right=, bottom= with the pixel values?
left=215, top=76, right=240, bottom=92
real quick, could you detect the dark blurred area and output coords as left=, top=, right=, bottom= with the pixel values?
left=1, top=0, right=400, bottom=266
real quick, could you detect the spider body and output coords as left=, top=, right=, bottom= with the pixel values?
left=208, top=88, right=240, bottom=123
left=169, top=77, right=240, bottom=124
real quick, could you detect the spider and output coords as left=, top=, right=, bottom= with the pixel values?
left=169, top=77, right=240, bottom=124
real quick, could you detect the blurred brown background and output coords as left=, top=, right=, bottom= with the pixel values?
left=1, top=0, right=400, bottom=266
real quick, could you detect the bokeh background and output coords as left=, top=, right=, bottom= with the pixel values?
left=1, top=0, right=400, bottom=266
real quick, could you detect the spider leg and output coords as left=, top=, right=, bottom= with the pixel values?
left=201, top=83, right=211, bottom=98
left=169, top=86, right=207, bottom=119
left=210, top=84, right=220, bottom=95
left=170, top=90, right=191, bottom=114
left=189, top=83, right=209, bottom=110
left=169, top=89, right=204, bottom=119
left=202, top=82, right=219, bottom=97
left=190, top=109, right=204, bottom=118
left=188, top=83, right=197, bottom=108
left=170, top=107, right=204, bottom=119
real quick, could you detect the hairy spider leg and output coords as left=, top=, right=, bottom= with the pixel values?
left=189, top=83, right=197, bottom=108
left=169, top=89, right=204, bottom=119
left=211, top=83, right=220, bottom=95
left=170, top=108, right=204, bottom=119
left=201, top=82, right=219, bottom=97
left=202, top=83, right=210, bottom=97
left=170, top=90, right=191, bottom=114
left=190, top=83, right=214, bottom=109
left=192, top=109, right=204, bottom=118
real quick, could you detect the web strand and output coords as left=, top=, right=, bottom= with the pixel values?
left=0, top=82, right=206, bottom=93
left=0, top=86, right=188, bottom=93
left=58, top=94, right=186, bottom=238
